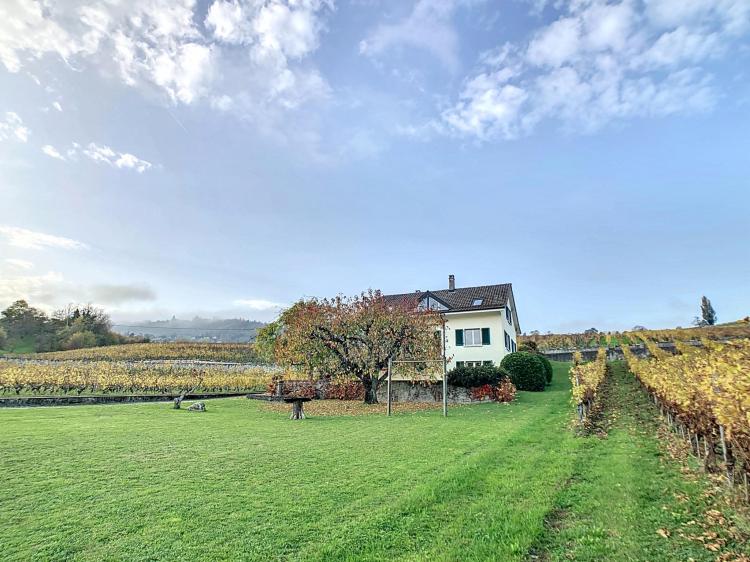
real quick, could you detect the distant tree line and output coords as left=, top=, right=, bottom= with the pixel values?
left=0, top=300, right=148, bottom=353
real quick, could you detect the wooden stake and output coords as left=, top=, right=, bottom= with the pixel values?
left=386, top=357, right=392, bottom=417
left=719, top=425, right=733, bottom=486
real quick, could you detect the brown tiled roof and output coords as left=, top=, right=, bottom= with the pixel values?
left=382, top=283, right=513, bottom=313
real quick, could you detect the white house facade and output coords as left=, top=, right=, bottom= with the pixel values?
left=383, top=275, right=521, bottom=374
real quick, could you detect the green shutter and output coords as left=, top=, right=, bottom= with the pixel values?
left=455, top=329, right=464, bottom=346
left=481, top=327, right=491, bottom=345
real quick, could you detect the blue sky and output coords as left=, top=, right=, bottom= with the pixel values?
left=1, top=0, right=749, bottom=333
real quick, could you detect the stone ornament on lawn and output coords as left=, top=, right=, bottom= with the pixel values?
left=187, top=402, right=206, bottom=412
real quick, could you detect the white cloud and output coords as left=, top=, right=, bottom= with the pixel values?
left=0, top=226, right=89, bottom=251
left=81, top=143, right=152, bottom=173
left=5, top=258, right=34, bottom=270
left=441, top=0, right=748, bottom=140
left=359, top=0, right=465, bottom=71
left=0, top=112, right=30, bottom=142
left=0, top=0, right=80, bottom=73
left=41, top=144, right=65, bottom=160
left=52, top=101, right=63, bottom=112
left=233, top=298, right=286, bottom=311
left=0, top=271, right=66, bottom=311
left=0, top=0, right=332, bottom=119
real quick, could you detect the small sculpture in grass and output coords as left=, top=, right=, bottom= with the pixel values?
left=187, top=402, right=206, bottom=412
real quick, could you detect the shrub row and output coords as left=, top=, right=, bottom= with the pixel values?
left=447, top=351, right=551, bottom=393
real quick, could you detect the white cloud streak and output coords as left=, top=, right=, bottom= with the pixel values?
left=82, top=143, right=153, bottom=173
left=0, top=226, right=89, bottom=251
left=360, top=0, right=465, bottom=72
left=41, top=144, right=65, bottom=160
left=0, top=112, right=30, bottom=142
left=233, top=298, right=287, bottom=311
left=5, top=258, right=34, bottom=270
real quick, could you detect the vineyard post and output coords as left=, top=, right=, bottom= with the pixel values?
left=719, top=425, right=733, bottom=486
left=386, top=357, right=392, bottom=417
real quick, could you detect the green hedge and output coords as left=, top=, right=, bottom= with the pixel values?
left=447, top=364, right=510, bottom=388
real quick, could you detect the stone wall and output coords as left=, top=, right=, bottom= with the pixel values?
left=376, top=381, right=476, bottom=404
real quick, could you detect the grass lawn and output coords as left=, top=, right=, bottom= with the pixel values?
left=1, top=362, right=748, bottom=561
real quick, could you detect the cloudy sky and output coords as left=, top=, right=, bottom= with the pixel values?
left=1, top=0, right=749, bottom=332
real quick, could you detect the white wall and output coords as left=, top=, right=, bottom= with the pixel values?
left=443, top=309, right=516, bottom=370
left=389, top=305, right=519, bottom=381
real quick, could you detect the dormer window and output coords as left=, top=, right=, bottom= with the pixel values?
left=418, top=295, right=448, bottom=311
left=472, top=298, right=483, bottom=306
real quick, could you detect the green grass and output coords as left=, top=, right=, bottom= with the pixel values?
left=1, top=362, right=747, bottom=561
left=1, top=336, right=37, bottom=354
left=535, top=361, right=749, bottom=561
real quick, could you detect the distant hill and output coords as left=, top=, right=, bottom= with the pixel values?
left=111, top=317, right=266, bottom=343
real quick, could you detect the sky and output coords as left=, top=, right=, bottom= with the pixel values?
left=1, top=0, right=749, bottom=333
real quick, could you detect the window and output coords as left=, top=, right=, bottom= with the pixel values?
left=457, top=360, right=492, bottom=368
left=504, top=330, right=511, bottom=351
left=456, top=328, right=490, bottom=346
left=464, top=328, right=482, bottom=346
left=418, top=295, right=448, bottom=311
left=511, top=340, right=517, bottom=352
left=472, top=298, right=483, bottom=306
left=506, top=306, right=513, bottom=325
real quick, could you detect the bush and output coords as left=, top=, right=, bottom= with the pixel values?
left=500, top=352, right=546, bottom=391
left=495, top=378, right=517, bottom=402
left=447, top=364, right=506, bottom=388
left=537, top=354, right=554, bottom=385
left=468, top=378, right=517, bottom=403
left=63, top=331, right=98, bottom=350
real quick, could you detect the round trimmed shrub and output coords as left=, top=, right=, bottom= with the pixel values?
left=500, top=352, right=546, bottom=392
left=536, top=354, right=553, bottom=385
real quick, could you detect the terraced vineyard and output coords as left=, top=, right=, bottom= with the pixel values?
left=15, top=342, right=260, bottom=363
left=520, top=321, right=750, bottom=351
left=0, top=360, right=276, bottom=396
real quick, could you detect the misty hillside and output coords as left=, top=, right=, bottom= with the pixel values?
left=111, top=317, right=266, bottom=343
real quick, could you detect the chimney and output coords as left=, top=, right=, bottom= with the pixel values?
left=448, top=274, right=455, bottom=291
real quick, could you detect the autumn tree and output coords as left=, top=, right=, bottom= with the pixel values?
left=273, top=290, right=443, bottom=404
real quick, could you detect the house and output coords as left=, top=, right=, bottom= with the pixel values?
left=383, top=275, right=520, bottom=372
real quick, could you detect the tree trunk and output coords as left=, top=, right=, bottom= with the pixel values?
left=363, top=376, right=379, bottom=404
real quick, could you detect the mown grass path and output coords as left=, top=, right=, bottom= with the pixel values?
left=1, top=362, right=747, bottom=561
left=535, top=361, right=749, bottom=561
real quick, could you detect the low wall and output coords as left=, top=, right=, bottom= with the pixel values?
left=0, top=392, right=247, bottom=408
left=270, top=379, right=482, bottom=404
left=377, top=381, right=476, bottom=404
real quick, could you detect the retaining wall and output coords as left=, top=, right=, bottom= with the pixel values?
left=0, top=392, right=247, bottom=408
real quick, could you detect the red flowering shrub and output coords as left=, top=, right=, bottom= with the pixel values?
left=469, top=378, right=516, bottom=403
left=324, top=381, right=365, bottom=400
left=495, top=378, right=517, bottom=402
left=470, top=384, right=496, bottom=401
